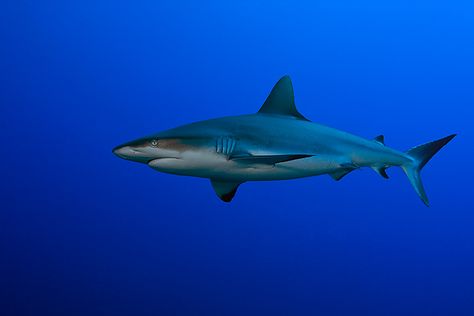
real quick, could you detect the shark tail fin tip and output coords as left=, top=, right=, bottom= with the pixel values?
left=402, top=134, right=456, bottom=206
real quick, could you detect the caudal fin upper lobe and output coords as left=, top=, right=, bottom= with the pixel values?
left=402, top=134, right=456, bottom=206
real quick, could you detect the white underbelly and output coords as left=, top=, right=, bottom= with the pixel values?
left=149, top=151, right=341, bottom=181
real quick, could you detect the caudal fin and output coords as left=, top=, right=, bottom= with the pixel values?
left=402, top=134, right=456, bottom=206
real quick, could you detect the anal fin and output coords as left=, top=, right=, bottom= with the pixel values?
left=372, top=166, right=389, bottom=179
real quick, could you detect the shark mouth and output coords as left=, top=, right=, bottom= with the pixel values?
left=148, top=157, right=180, bottom=167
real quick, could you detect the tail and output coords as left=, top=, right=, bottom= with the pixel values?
left=402, top=134, right=456, bottom=206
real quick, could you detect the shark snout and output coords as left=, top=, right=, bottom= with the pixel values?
left=112, top=145, right=130, bottom=158
left=113, top=145, right=151, bottom=163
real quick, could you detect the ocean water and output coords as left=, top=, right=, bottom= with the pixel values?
left=2, top=1, right=474, bottom=315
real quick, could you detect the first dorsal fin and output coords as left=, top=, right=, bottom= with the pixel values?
left=258, top=76, right=309, bottom=121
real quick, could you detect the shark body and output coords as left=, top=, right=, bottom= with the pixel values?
left=113, top=76, right=455, bottom=205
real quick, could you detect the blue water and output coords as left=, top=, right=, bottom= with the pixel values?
left=2, top=1, right=474, bottom=315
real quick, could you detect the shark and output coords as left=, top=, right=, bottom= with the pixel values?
left=113, top=76, right=455, bottom=205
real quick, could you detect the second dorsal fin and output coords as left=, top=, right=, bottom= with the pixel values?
left=374, top=135, right=385, bottom=145
left=257, top=76, right=309, bottom=121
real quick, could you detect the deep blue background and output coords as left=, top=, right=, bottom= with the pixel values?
left=2, top=1, right=474, bottom=315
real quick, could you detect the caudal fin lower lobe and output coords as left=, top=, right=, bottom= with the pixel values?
left=402, top=134, right=456, bottom=206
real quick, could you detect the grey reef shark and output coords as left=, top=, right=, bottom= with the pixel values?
left=113, top=76, right=455, bottom=205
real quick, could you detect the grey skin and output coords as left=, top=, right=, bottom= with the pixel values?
left=113, top=76, right=455, bottom=205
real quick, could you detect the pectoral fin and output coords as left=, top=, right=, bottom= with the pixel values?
left=210, top=179, right=243, bottom=202
left=231, top=154, right=313, bottom=165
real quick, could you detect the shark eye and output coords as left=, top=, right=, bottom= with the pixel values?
left=150, top=139, right=159, bottom=147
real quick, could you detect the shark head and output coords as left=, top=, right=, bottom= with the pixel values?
left=113, top=135, right=183, bottom=165
left=113, top=131, right=220, bottom=176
